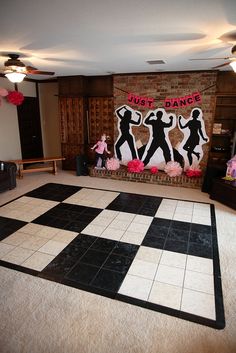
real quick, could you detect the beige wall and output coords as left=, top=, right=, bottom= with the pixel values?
left=0, top=77, right=60, bottom=161
left=38, top=82, right=61, bottom=157
left=0, top=78, right=22, bottom=160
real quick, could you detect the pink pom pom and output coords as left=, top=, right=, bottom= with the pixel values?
left=186, top=167, right=202, bottom=177
left=127, top=159, right=144, bottom=173
left=106, top=158, right=120, bottom=171
left=0, top=88, right=8, bottom=97
left=7, top=91, right=24, bottom=105
left=150, top=166, right=158, bottom=174
left=164, top=161, right=182, bottom=177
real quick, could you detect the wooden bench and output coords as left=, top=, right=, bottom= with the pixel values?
left=10, top=157, right=65, bottom=179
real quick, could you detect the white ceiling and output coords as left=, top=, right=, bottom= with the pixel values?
left=0, top=0, right=236, bottom=79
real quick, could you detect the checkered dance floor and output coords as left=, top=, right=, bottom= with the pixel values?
left=0, top=183, right=225, bottom=329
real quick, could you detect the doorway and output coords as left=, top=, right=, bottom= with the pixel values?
left=17, top=97, right=43, bottom=159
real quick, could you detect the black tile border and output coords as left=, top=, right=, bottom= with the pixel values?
left=0, top=182, right=225, bottom=330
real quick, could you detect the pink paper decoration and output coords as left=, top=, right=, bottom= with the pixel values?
left=150, top=166, right=158, bottom=174
left=7, top=91, right=24, bottom=106
left=185, top=167, right=202, bottom=177
left=164, top=161, right=183, bottom=177
left=106, top=157, right=120, bottom=171
left=127, top=159, right=144, bottom=173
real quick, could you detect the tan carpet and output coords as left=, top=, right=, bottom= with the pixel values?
left=0, top=172, right=236, bottom=353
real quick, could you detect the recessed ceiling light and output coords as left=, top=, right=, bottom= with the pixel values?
left=146, top=60, right=166, bottom=65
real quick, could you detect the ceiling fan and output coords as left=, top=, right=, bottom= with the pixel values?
left=189, top=45, right=236, bottom=72
left=1, top=53, right=55, bottom=83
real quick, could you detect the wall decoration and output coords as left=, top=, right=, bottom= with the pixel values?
left=0, top=88, right=24, bottom=106
left=127, top=92, right=155, bottom=109
left=164, top=91, right=201, bottom=109
left=114, top=105, right=142, bottom=164
left=177, top=107, right=209, bottom=169
left=142, top=108, right=176, bottom=168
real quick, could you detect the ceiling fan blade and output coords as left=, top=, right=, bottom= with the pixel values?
left=212, top=62, right=231, bottom=69
left=27, top=69, right=55, bottom=75
left=189, top=57, right=229, bottom=61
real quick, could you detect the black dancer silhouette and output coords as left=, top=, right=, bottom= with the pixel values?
left=115, top=105, right=141, bottom=161
left=143, top=110, right=173, bottom=166
left=178, top=109, right=208, bottom=166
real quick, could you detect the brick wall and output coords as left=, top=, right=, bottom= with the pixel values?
left=113, top=71, right=217, bottom=170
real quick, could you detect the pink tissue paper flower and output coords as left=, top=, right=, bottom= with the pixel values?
left=127, top=159, right=144, bottom=173
left=150, top=166, right=158, bottom=174
left=106, top=157, right=120, bottom=171
left=164, top=161, right=182, bottom=177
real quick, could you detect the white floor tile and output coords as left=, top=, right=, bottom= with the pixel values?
left=1, top=247, right=35, bottom=265
left=0, top=243, right=16, bottom=258
left=101, top=227, right=125, bottom=240
left=80, top=224, right=105, bottom=237
left=136, top=246, right=162, bottom=264
left=36, top=226, right=60, bottom=239
left=181, top=288, right=216, bottom=320
left=184, top=270, right=214, bottom=295
left=91, top=217, right=113, bottom=227
left=160, top=251, right=187, bottom=269
left=173, top=213, right=192, bottom=222
left=155, top=264, right=185, bottom=287
left=52, top=229, right=78, bottom=244
left=148, top=281, right=182, bottom=309
left=133, top=215, right=153, bottom=225
left=127, top=222, right=150, bottom=234
left=22, top=252, right=55, bottom=271
left=155, top=210, right=174, bottom=219
left=98, top=209, right=119, bottom=219
left=38, top=240, right=67, bottom=256
left=177, top=201, right=194, bottom=208
left=191, top=215, right=211, bottom=226
left=20, top=223, right=44, bottom=235
left=118, top=274, right=153, bottom=301
left=186, top=256, right=213, bottom=275
left=20, top=235, right=49, bottom=251
left=115, top=212, right=136, bottom=222
left=175, top=207, right=193, bottom=215
left=128, top=259, right=158, bottom=280
left=2, top=232, right=33, bottom=246
left=109, top=219, right=131, bottom=231
left=120, top=231, right=145, bottom=245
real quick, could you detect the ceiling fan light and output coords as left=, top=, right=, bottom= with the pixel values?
left=229, top=61, right=236, bottom=73
left=5, top=72, right=26, bottom=83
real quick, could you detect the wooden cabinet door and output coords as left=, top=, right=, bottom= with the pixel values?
left=88, top=97, right=114, bottom=144
left=59, top=97, right=85, bottom=169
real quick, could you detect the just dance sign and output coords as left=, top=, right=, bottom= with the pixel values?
left=164, top=91, right=202, bottom=109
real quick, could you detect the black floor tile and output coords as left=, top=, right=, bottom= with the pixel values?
left=40, top=252, right=80, bottom=281
left=164, top=239, right=188, bottom=254
left=103, top=254, right=134, bottom=273
left=188, top=242, right=213, bottom=259
left=168, top=228, right=190, bottom=242
left=191, top=223, right=212, bottom=234
left=26, top=183, right=81, bottom=202
left=0, top=217, right=27, bottom=241
left=91, top=268, right=126, bottom=292
left=90, top=238, right=117, bottom=253
left=142, top=235, right=166, bottom=249
left=189, top=231, right=212, bottom=247
left=70, top=234, right=97, bottom=249
left=171, top=220, right=191, bottom=231
left=152, top=218, right=172, bottom=228
left=65, top=262, right=100, bottom=285
left=146, top=225, right=169, bottom=238
left=33, top=203, right=102, bottom=231
left=112, top=242, right=139, bottom=258
left=107, top=193, right=161, bottom=216
left=80, top=249, right=110, bottom=267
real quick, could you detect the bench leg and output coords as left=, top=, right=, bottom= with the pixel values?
left=53, top=161, right=57, bottom=175
left=18, top=164, right=23, bottom=179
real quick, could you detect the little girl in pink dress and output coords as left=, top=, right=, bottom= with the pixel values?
left=91, top=134, right=111, bottom=168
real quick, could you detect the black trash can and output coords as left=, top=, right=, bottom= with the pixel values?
left=76, top=155, right=89, bottom=176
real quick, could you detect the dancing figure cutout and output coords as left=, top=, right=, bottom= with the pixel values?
left=115, top=105, right=142, bottom=163
left=142, top=108, right=176, bottom=168
left=177, top=108, right=208, bottom=169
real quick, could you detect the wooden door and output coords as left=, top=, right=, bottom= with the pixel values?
left=59, top=97, right=85, bottom=169
left=17, top=97, right=43, bottom=159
